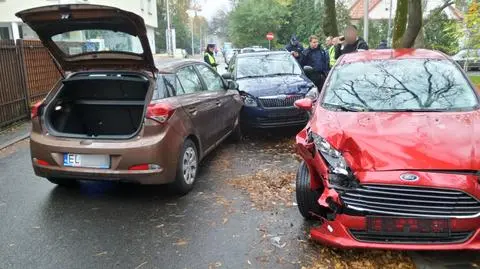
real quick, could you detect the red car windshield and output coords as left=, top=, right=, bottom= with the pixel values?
left=322, top=59, right=478, bottom=112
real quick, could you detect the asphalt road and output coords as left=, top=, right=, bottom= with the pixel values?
left=0, top=131, right=315, bottom=269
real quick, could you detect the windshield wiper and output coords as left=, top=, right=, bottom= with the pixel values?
left=237, top=75, right=265, bottom=79
left=322, top=103, right=369, bottom=112
left=267, top=73, right=296, bottom=77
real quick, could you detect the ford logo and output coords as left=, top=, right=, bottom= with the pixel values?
left=400, top=173, right=419, bottom=181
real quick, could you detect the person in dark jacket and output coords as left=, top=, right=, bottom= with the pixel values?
left=335, top=25, right=369, bottom=59
left=285, top=34, right=304, bottom=61
left=300, top=35, right=330, bottom=89
left=377, top=39, right=389, bottom=49
left=204, top=44, right=218, bottom=71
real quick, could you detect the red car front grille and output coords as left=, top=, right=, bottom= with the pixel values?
left=338, top=184, right=480, bottom=218
left=349, top=230, right=473, bottom=244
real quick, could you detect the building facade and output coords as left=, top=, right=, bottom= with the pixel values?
left=0, top=0, right=158, bottom=53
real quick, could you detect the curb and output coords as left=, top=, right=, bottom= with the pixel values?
left=0, top=133, right=30, bottom=151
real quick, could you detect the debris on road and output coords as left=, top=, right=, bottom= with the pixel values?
left=173, top=239, right=188, bottom=246
left=229, top=169, right=296, bottom=210
left=302, top=243, right=415, bottom=269
left=271, top=236, right=287, bottom=248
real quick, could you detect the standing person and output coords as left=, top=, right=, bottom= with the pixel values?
left=204, top=44, right=218, bottom=71
left=325, top=36, right=337, bottom=68
left=335, top=25, right=369, bottom=59
left=285, top=34, right=304, bottom=62
left=377, top=39, right=388, bottom=49
left=300, top=35, right=330, bottom=89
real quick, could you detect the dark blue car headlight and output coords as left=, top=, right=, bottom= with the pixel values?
left=240, top=93, right=258, bottom=107
left=305, top=87, right=319, bottom=101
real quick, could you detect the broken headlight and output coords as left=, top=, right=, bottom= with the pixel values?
left=309, top=132, right=349, bottom=176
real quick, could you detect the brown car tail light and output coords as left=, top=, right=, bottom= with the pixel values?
left=31, top=100, right=44, bottom=119
left=34, top=158, right=50, bottom=166
left=129, top=164, right=161, bottom=171
left=146, top=103, right=174, bottom=124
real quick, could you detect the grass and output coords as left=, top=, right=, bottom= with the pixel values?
left=469, top=75, right=480, bottom=86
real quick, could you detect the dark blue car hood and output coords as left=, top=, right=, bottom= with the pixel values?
left=236, top=74, right=314, bottom=97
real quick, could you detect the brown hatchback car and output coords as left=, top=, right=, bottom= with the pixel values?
left=17, top=4, right=243, bottom=194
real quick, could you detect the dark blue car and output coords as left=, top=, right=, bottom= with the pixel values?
left=223, top=51, right=318, bottom=128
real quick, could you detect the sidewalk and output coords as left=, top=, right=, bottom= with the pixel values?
left=0, top=121, right=31, bottom=150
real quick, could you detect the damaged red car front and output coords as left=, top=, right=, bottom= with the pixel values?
left=294, top=49, right=480, bottom=250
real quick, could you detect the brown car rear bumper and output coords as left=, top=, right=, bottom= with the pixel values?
left=30, top=125, right=184, bottom=185
left=33, top=163, right=169, bottom=184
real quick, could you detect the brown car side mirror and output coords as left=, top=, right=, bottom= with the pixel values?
left=227, top=81, right=239, bottom=90
left=294, top=98, right=313, bottom=111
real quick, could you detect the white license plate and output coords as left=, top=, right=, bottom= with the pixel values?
left=63, top=153, right=110, bottom=169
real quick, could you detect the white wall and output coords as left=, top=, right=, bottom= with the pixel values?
left=0, top=0, right=157, bottom=48
left=0, top=0, right=157, bottom=28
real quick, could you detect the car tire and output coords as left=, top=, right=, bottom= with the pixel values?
left=173, top=139, right=198, bottom=195
left=296, top=161, right=324, bottom=220
left=47, top=177, right=78, bottom=187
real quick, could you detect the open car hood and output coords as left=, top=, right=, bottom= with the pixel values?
left=16, top=4, right=157, bottom=73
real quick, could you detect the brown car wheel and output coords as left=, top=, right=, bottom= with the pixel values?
left=47, top=177, right=78, bottom=187
left=173, top=139, right=198, bottom=195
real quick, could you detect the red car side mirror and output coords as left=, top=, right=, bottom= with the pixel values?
left=294, top=98, right=313, bottom=111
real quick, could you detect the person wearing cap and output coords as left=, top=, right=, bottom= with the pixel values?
left=204, top=44, right=218, bottom=71
left=285, top=34, right=304, bottom=62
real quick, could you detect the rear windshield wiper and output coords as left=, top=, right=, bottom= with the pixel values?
left=267, top=73, right=296, bottom=76
left=322, top=103, right=369, bottom=112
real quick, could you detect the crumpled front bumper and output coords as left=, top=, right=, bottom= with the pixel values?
left=296, top=128, right=480, bottom=250
left=310, top=215, right=480, bottom=250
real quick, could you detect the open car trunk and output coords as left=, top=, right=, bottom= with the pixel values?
left=45, top=73, right=150, bottom=139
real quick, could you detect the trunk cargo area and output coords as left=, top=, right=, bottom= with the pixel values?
left=46, top=74, right=150, bottom=138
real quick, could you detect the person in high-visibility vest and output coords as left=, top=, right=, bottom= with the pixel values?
left=325, top=36, right=337, bottom=68
left=204, top=44, right=218, bottom=71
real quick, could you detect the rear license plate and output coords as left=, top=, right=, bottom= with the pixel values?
left=63, top=153, right=110, bottom=169
left=367, top=216, right=450, bottom=235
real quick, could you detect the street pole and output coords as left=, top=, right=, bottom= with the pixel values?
left=269, top=40, right=271, bottom=50
left=364, top=0, right=369, bottom=43
left=387, top=0, right=393, bottom=47
left=191, top=18, right=194, bottom=56
left=199, top=26, right=202, bottom=55
left=166, top=0, right=172, bottom=56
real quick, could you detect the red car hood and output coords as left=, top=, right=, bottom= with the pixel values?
left=310, top=108, right=480, bottom=171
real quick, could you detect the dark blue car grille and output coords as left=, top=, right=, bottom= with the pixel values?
left=259, top=95, right=303, bottom=107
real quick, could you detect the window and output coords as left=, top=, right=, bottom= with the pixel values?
left=323, top=59, right=478, bottom=112
left=0, top=27, right=9, bottom=40
left=196, top=65, right=224, bottom=91
left=177, top=66, right=204, bottom=94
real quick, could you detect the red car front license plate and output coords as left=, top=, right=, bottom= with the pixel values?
left=367, top=216, right=450, bottom=235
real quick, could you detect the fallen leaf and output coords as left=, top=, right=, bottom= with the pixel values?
left=94, top=251, right=107, bottom=256
left=223, top=218, right=228, bottom=224
left=173, top=239, right=188, bottom=246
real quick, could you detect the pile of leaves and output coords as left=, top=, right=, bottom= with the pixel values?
left=259, top=137, right=297, bottom=155
left=229, top=169, right=296, bottom=210
left=303, top=245, right=415, bottom=269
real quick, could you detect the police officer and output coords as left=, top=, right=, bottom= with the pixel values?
left=204, top=44, right=218, bottom=71
left=285, top=34, right=304, bottom=62
left=300, top=35, right=330, bottom=89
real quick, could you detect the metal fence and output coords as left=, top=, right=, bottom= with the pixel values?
left=0, top=39, right=60, bottom=129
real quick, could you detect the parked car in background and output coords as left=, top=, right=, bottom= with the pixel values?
left=240, top=47, right=269, bottom=54
left=294, top=49, right=480, bottom=250
left=224, top=51, right=317, bottom=129
left=452, top=49, right=480, bottom=71
left=18, top=4, right=242, bottom=195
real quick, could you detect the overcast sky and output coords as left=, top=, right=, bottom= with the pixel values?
left=198, top=0, right=231, bottom=21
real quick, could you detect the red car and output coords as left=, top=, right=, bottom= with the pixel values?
left=294, top=49, right=480, bottom=250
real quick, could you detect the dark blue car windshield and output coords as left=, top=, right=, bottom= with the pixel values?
left=236, top=53, right=302, bottom=79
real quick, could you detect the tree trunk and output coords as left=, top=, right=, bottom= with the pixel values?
left=323, top=0, right=339, bottom=37
left=414, top=27, right=425, bottom=48
left=401, top=0, right=423, bottom=47
left=392, top=0, right=408, bottom=48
